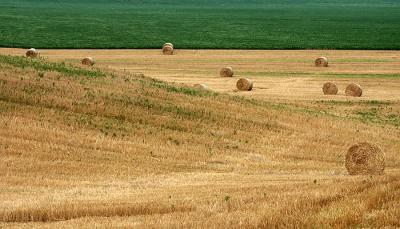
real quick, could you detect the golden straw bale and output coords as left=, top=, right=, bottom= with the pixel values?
left=345, top=142, right=385, bottom=175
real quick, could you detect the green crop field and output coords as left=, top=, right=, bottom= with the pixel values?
left=0, top=0, right=399, bottom=49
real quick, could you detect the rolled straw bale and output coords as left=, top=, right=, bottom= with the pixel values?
left=81, top=57, right=95, bottom=66
left=345, top=142, right=385, bottom=175
left=162, top=43, right=174, bottom=55
left=26, top=48, right=39, bottom=58
left=236, top=78, right=253, bottom=91
left=315, top=57, right=328, bottom=67
left=193, top=83, right=208, bottom=91
left=163, top=43, right=174, bottom=49
left=322, top=82, right=338, bottom=95
left=345, top=83, right=362, bottom=97
left=220, top=67, right=234, bottom=77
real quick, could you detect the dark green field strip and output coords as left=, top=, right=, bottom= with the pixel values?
left=0, top=0, right=399, bottom=49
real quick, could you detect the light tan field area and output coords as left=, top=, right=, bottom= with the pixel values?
left=0, top=49, right=399, bottom=228
left=3, top=48, right=400, bottom=101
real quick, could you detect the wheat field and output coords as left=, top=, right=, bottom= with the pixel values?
left=0, top=49, right=399, bottom=228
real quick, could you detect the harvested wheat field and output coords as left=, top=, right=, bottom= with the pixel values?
left=0, top=49, right=399, bottom=228
left=4, top=49, right=400, bottom=100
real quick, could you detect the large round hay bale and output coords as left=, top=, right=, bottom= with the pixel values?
left=162, top=43, right=174, bottom=55
left=193, top=83, right=208, bottom=91
left=26, top=48, right=39, bottom=58
left=236, top=78, right=253, bottom=91
left=315, top=57, right=328, bottom=67
left=345, top=142, right=385, bottom=175
left=81, top=57, right=95, bottom=66
left=220, top=67, right=234, bottom=77
left=322, top=82, right=338, bottom=95
left=345, top=83, right=362, bottom=97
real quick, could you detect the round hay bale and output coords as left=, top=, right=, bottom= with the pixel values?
left=236, top=78, right=253, bottom=91
left=163, top=43, right=174, bottom=49
left=26, top=48, right=39, bottom=58
left=322, top=82, right=338, bottom=95
left=193, top=83, right=208, bottom=91
left=81, top=57, right=95, bottom=66
left=315, top=57, right=328, bottom=67
left=345, top=83, right=362, bottom=97
left=220, top=67, right=234, bottom=77
left=162, top=44, right=174, bottom=55
left=345, top=142, right=385, bottom=175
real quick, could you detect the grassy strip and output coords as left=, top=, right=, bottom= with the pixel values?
left=324, top=73, right=400, bottom=78
left=234, top=95, right=400, bottom=128
left=315, top=100, right=392, bottom=106
left=355, top=109, right=400, bottom=127
left=0, top=55, right=105, bottom=78
left=242, top=71, right=400, bottom=78
left=136, top=77, right=220, bottom=97
left=173, top=58, right=397, bottom=64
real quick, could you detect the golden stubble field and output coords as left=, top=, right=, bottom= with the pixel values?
left=4, top=48, right=400, bottom=101
left=0, top=48, right=399, bottom=228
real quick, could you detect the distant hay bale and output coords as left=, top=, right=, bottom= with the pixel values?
left=220, top=67, right=234, bottom=77
left=315, top=57, right=328, bottom=67
left=345, top=83, right=362, bottom=97
left=162, top=43, right=174, bottom=55
left=322, top=82, right=338, bottom=95
left=81, top=57, right=95, bottom=66
left=236, top=78, right=253, bottom=91
left=345, top=142, right=385, bottom=175
left=26, top=48, right=39, bottom=58
left=163, top=43, right=174, bottom=49
left=193, top=83, right=208, bottom=91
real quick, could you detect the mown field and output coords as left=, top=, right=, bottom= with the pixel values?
left=0, top=49, right=399, bottom=228
left=1, top=0, right=400, bottom=49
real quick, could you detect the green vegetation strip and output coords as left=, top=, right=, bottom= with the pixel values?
left=0, top=55, right=105, bottom=77
left=356, top=109, right=400, bottom=127
left=139, top=78, right=220, bottom=97
left=0, top=0, right=399, bottom=49
left=242, top=71, right=400, bottom=78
